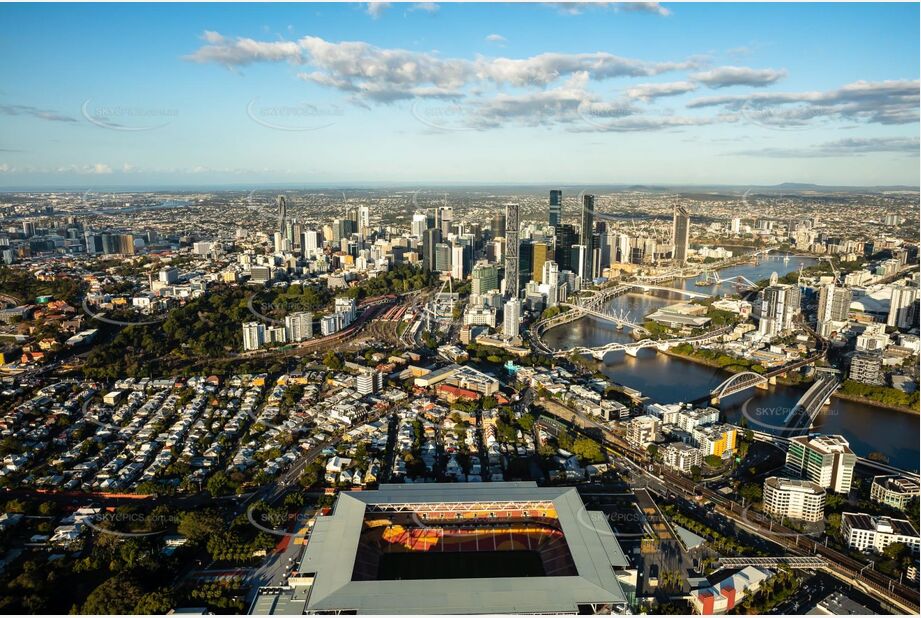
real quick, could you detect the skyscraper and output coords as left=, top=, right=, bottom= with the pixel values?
left=672, top=205, right=690, bottom=265
left=411, top=212, right=428, bottom=238
left=531, top=242, right=550, bottom=283
left=555, top=223, right=576, bottom=272
left=471, top=261, right=499, bottom=296
left=503, top=297, right=521, bottom=338
left=888, top=286, right=919, bottom=330
left=817, top=284, right=852, bottom=337
left=422, top=227, right=442, bottom=272
left=490, top=212, right=506, bottom=239
left=758, top=280, right=801, bottom=338
left=504, top=203, right=520, bottom=298
left=276, top=195, right=287, bottom=234
left=580, top=194, right=595, bottom=282
left=549, top=189, right=562, bottom=227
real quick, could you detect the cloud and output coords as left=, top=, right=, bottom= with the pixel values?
left=0, top=164, right=12, bottom=173
left=0, top=104, right=78, bottom=123
left=550, top=2, right=670, bottom=16
left=474, top=52, right=703, bottom=87
left=409, top=3, right=439, bottom=13
left=732, top=137, right=920, bottom=158
left=188, top=32, right=701, bottom=103
left=625, top=80, right=697, bottom=101
left=691, top=65, right=787, bottom=88
left=485, top=34, right=507, bottom=44
left=617, top=3, right=671, bottom=16
left=689, top=79, right=920, bottom=126
left=184, top=32, right=304, bottom=66
left=366, top=2, right=391, bottom=19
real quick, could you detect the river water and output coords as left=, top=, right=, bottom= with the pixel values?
left=542, top=253, right=920, bottom=470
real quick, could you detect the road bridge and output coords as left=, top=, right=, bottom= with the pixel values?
left=558, top=327, right=729, bottom=361
left=630, top=284, right=711, bottom=299
left=781, top=373, right=841, bottom=436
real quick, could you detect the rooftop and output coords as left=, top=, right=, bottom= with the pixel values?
left=275, top=482, right=630, bottom=614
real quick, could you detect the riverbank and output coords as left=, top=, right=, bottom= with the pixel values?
left=831, top=389, right=919, bottom=416
left=659, top=348, right=921, bottom=415
left=660, top=347, right=809, bottom=388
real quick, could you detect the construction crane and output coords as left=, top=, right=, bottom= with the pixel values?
left=822, top=256, right=841, bottom=285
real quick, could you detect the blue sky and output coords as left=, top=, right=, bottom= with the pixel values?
left=0, top=2, right=918, bottom=188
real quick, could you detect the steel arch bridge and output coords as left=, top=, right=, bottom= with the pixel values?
left=710, top=371, right=769, bottom=401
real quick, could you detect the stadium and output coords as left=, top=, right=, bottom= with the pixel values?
left=252, top=482, right=631, bottom=614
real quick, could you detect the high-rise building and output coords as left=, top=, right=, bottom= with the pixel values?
left=758, top=280, right=801, bottom=338
left=518, top=241, right=533, bottom=288
left=888, top=286, right=919, bottom=330
left=434, top=242, right=452, bottom=273
left=242, top=321, right=266, bottom=351
left=730, top=217, right=741, bottom=234
left=303, top=229, right=321, bottom=254
left=490, top=212, right=506, bottom=239
left=422, top=227, right=442, bottom=272
left=439, top=206, right=454, bottom=237
left=554, top=223, right=577, bottom=272
left=451, top=244, right=468, bottom=280
left=532, top=242, right=550, bottom=283
left=471, top=262, right=499, bottom=296
left=504, top=203, right=520, bottom=298
left=785, top=435, right=856, bottom=494
left=503, top=297, right=521, bottom=338
left=285, top=312, right=314, bottom=342
left=549, top=189, right=562, bottom=227
left=817, top=284, right=852, bottom=337
left=579, top=194, right=594, bottom=282
left=672, top=205, right=690, bottom=265
left=357, top=205, right=371, bottom=240
left=411, top=212, right=428, bottom=238
left=276, top=195, right=287, bottom=234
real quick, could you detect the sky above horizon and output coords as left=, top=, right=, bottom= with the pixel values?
left=0, top=2, right=919, bottom=188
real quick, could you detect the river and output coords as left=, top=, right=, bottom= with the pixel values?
left=542, top=253, right=920, bottom=470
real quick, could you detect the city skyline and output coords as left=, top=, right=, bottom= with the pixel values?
left=1, top=2, right=919, bottom=188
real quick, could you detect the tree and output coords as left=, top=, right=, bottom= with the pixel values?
left=133, top=591, right=174, bottom=614
left=883, top=542, right=910, bottom=561
left=177, top=509, right=224, bottom=543
left=703, top=454, right=723, bottom=468
left=571, top=437, right=605, bottom=463
left=81, top=576, right=145, bottom=614
left=322, top=351, right=343, bottom=371
left=646, top=444, right=658, bottom=459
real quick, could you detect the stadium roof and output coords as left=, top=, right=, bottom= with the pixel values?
left=257, top=482, right=630, bottom=615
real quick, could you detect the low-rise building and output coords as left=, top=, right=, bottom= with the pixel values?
left=626, top=415, right=659, bottom=449
left=841, top=512, right=920, bottom=554
left=762, top=477, right=826, bottom=523
left=662, top=442, right=702, bottom=474
left=870, top=475, right=920, bottom=511
left=690, top=566, right=772, bottom=615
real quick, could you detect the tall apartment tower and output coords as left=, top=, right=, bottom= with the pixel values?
left=504, top=203, right=520, bottom=298
left=549, top=190, right=562, bottom=227
left=888, top=285, right=919, bottom=330
left=503, top=297, right=521, bottom=338
left=579, top=194, right=595, bottom=282
left=758, top=275, right=801, bottom=338
left=276, top=195, right=287, bottom=234
left=672, top=205, right=690, bottom=265
left=817, top=284, right=852, bottom=337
